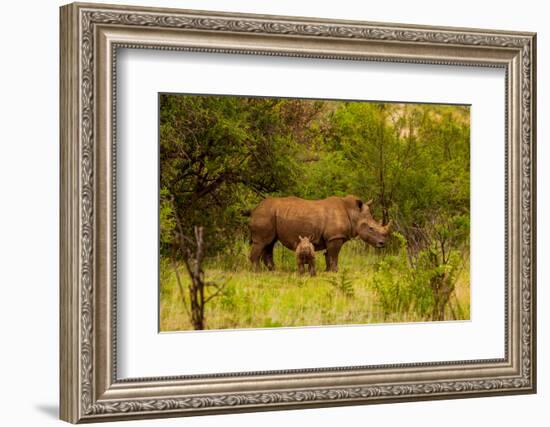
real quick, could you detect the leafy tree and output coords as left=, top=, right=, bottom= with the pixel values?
left=160, top=95, right=324, bottom=258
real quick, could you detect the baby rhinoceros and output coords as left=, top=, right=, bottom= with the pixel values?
left=295, top=236, right=316, bottom=277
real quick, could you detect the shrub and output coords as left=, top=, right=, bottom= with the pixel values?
left=371, top=232, right=463, bottom=321
left=325, top=270, right=355, bottom=298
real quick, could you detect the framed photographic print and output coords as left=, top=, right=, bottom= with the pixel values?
left=60, top=2, right=537, bottom=423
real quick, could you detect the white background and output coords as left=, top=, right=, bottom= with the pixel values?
left=118, top=50, right=504, bottom=377
left=0, top=0, right=546, bottom=426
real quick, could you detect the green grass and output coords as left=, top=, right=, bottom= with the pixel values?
left=160, top=239, right=470, bottom=331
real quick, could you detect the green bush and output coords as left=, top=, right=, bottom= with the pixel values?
left=324, top=270, right=356, bottom=298
left=371, top=232, right=463, bottom=321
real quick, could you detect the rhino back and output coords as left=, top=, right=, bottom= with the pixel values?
left=271, top=197, right=351, bottom=250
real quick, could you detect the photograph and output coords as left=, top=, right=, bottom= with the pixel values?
left=159, top=94, right=471, bottom=331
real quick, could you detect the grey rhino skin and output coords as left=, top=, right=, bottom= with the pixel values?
left=248, top=195, right=391, bottom=272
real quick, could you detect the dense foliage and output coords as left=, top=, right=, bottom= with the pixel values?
left=159, top=94, right=470, bottom=327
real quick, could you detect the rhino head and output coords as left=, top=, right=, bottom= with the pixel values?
left=343, top=195, right=392, bottom=248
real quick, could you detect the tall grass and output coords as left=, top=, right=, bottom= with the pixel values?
left=160, top=239, right=470, bottom=331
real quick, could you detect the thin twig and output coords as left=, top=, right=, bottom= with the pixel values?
left=204, top=282, right=229, bottom=304
left=170, top=256, right=191, bottom=319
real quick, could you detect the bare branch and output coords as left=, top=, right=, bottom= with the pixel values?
left=170, top=257, right=191, bottom=319
left=204, top=282, right=229, bottom=304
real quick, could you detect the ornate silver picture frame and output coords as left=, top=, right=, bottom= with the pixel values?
left=60, top=2, right=536, bottom=423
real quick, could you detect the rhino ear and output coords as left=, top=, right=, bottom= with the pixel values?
left=343, top=195, right=365, bottom=212
left=365, top=199, right=373, bottom=206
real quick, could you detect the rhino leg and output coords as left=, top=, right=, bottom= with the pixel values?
left=250, top=240, right=276, bottom=271
left=326, top=239, right=344, bottom=273
left=249, top=242, right=265, bottom=270
left=308, top=260, right=316, bottom=277
left=324, top=251, right=330, bottom=272
left=261, top=241, right=276, bottom=271
left=249, top=212, right=276, bottom=271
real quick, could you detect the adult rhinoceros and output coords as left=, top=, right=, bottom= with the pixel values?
left=247, top=195, right=391, bottom=272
